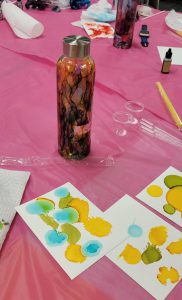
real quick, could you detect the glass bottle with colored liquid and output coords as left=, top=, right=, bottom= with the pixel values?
left=57, top=36, right=95, bottom=160
left=113, top=0, right=139, bottom=49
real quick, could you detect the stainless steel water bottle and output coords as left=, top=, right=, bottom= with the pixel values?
left=57, top=36, right=95, bottom=160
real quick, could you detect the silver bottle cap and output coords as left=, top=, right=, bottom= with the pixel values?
left=63, top=35, right=91, bottom=58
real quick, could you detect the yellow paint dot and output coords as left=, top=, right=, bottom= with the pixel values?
left=166, top=186, right=182, bottom=215
left=65, top=244, right=86, bottom=263
left=167, top=239, right=182, bottom=255
left=157, top=267, right=180, bottom=285
left=147, top=185, right=163, bottom=197
left=69, top=198, right=89, bottom=223
left=84, top=217, right=112, bottom=237
left=119, top=244, right=141, bottom=264
left=149, top=226, right=168, bottom=246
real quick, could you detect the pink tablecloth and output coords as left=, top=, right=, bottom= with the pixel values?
left=1, top=8, right=182, bottom=123
left=0, top=6, right=182, bottom=300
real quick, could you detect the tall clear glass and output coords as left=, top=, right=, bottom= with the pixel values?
left=113, top=0, right=139, bottom=49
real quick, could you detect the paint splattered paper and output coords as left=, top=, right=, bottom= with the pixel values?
left=106, top=195, right=182, bottom=300
left=136, top=166, right=182, bottom=227
left=16, top=182, right=122, bottom=279
left=82, top=21, right=114, bottom=39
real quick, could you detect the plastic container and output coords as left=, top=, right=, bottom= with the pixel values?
left=112, top=111, right=133, bottom=136
left=125, top=100, right=144, bottom=124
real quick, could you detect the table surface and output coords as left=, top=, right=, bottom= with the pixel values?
left=0, top=5, right=182, bottom=300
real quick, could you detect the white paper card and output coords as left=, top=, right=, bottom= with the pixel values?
left=82, top=21, right=114, bottom=39
left=106, top=195, right=182, bottom=300
left=137, top=166, right=182, bottom=227
left=2, top=1, right=44, bottom=39
left=157, top=46, right=182, bottom=65
left=16, top=182, right=123, bottom=279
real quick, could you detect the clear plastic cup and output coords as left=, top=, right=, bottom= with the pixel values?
left=125, top=100, right=144, bottom=124
left=112, top=111, right=133, bottom=136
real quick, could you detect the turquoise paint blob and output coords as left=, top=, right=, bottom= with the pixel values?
left=45, top=230, right=68, bottom=246
left=128, top=224, right=143, bottom=238
left=54, top=187, right=70, bottom=198
left=53, top=208, right=79, bottom=224
left=26, top=202, right=44, bottom=215
left=81, top=240, right=102, bottom=257
left=26, top=200, right=55, bottom=215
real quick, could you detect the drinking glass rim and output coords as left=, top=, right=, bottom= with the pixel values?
left=112, top=111, right=133, bottom=124
left=125, top=100, right=144, bottom=113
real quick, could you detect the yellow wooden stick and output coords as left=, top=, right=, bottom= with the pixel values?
left=156, top=81, right=182, bottom=129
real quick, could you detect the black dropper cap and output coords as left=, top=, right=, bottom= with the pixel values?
left=165, top=48, right=172, bottom=59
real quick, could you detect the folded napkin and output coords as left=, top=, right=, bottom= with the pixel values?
left=86, top=0, right=116, bottom=22
left=0, top=168, right=30, bottom=250
left=138, top=5, right=152, bottom=17
left=71, top=0, right=116, bottom=28
left=165, top=10, right=182, bottom=37
left=2, top=1, right=44, bottom=39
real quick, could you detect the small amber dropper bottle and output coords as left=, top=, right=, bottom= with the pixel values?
left=161, top=48, right=172, bottom=74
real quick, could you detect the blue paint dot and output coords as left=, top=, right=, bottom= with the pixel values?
left=128, top=224, right=143, bottom=238
left=82, top=240, right=102, bottom=257
left=45, top=230, right=68, bottom=246
left=53, top=208, right=79, bottom=223
left=54, top=187, right=70, bottom=198
left=26, top=202, right=44, bottom=215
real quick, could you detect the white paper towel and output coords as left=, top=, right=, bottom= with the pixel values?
left=0, top=168, right=30, bottom=250
left=2, top=1, right=44, bottom=39
left=165, top=10, right=182, bottom=36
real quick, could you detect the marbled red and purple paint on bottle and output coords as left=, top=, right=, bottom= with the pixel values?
left=114, top=0, right=139, bottom=49
left=57, top=55, right=95, bottom=159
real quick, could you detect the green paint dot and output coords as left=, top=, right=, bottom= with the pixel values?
left=164, top=175, right=182, bottom=189
left=61, top=223, right=81, bottom=244
left=59, top=195, right=73, bottom=209
left=0, top=222, right=3, bottom=230
left=37, top=200, right=54, bottom=213
left=40, top=214, right=59, bottom=230
left=163, top=204, right=176, bottom=215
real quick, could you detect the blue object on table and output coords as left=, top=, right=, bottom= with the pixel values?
left=70, top=0, right=90, bottom=9
left=139, top=24, right=150, bottom=47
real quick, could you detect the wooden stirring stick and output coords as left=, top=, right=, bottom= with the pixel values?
left=156, top=81, right=182, bottom=130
